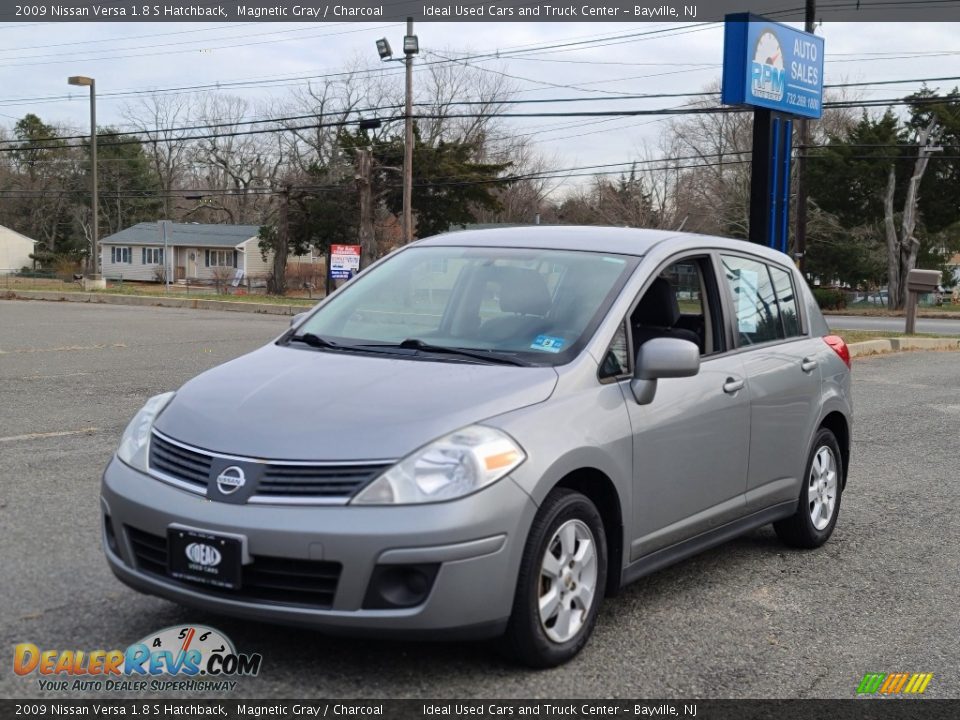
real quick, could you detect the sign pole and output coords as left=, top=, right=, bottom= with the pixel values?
left=325, top=247, right=332, bottom=298
left=748, top=110, right=773, bottom=246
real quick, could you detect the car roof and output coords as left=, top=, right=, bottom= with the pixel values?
left=413, top=225, right=797, bottom=266
left=415, top=226, right=670, bottom=255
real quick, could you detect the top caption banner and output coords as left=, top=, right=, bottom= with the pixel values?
left=3, top=0, right=959, bottom=22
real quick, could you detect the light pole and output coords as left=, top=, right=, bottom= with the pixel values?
left=68, top=75, right=98, bottom=276
left=376, top=18, right=418, bottom=244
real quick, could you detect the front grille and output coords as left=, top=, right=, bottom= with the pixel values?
left=257, top=464, right=389, bottom=498
left=148, top=430, right=390, bottom=503
left=125, top=526, right=342, bottom=609
left=149, top=433, right=210, bottom=490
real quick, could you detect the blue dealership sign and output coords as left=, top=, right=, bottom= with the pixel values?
left=721, top=13, right=824, bottom=119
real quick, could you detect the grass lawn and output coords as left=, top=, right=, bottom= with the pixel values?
left=3, top=276, right=320, bottom=306
left=835, top=329, right=936, bottom=345
left=828, top=302, right=960, bottom=316
left=93, top=287, right=319, bottom=306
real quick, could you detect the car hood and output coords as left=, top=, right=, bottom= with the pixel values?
left=154, top=343, right=558, bottom=461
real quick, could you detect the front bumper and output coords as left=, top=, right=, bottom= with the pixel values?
left=101, top=456, right=538, bottom=639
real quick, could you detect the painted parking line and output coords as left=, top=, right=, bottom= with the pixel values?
left=3, top=343, right=127, bottom=354
left=0, top=427, right=98, bottom=443
left=19, top=372, right=92, bottom=381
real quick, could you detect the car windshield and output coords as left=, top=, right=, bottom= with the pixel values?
left=293, top=245, right=637, bottom=365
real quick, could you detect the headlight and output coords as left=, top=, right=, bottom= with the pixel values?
left=116, top=392, right=175, bottom=472
left=351, top=425, right=525, bottom=505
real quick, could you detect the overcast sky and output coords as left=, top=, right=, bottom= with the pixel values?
left=0, top=20, right=957, bottom=195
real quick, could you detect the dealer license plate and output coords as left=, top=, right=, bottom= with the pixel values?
left=167, top=528, right=242, bottom=590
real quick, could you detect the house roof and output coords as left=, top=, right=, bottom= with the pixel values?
left=0, top=224, right=38, bottom=244
left=99, top=222, right=260, bottom=248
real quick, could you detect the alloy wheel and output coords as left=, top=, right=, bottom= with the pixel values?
left=538, top=519, right=598, bottom=644
left=809, top=445, right=838, bottom=531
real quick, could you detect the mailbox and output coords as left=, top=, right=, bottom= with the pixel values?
left=907, top=269, right=940, bottom=293
left=904, top=268, right=941, bottom=334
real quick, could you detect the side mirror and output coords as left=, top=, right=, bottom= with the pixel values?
left=630, top=337, right=700, bottom=405
left=290, top=312, right=308, bottom=328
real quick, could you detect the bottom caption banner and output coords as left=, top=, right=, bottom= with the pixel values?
left=4, top=700, right=960, bottom=720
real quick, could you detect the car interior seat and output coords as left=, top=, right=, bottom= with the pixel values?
left=477, top=267, right=552, bottom=345
left=632, top=277, right=703, bottom=352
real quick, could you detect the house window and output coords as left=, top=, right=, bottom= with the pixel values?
left=110, top=247, right=131, bottom=264
left=142, top=248, right=164, bottom=265
left=206, top=250, right=236, bottom=267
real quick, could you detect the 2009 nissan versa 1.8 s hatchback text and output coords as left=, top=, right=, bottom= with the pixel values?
left=102, top=227, right=852, bottom=667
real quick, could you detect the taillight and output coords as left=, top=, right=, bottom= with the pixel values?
left=823, top=335, right=851, bottom=369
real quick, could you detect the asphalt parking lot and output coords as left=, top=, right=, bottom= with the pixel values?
left=2, top=299, right=958, bottom=699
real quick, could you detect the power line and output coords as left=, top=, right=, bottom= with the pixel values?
left=4, top=73, right=957, bottom=149
left=5, top=144, right=958, bottom=200
left=0, top=22, right=269, bottom=53
left=0, top=23, right=403, bottom=68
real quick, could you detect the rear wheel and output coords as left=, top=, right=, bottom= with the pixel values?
left=774, top=427, right=843, bottom=548
left=505, top=489, right=607, bottom=668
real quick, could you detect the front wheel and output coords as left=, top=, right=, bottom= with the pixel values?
left=774, top=427, right=843, bottom=548
left=505, top=489, right=607, bottom=668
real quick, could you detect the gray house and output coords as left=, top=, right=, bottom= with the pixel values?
left=99, top=223, right=276, bottom=282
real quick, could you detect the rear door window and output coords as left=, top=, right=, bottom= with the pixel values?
left=720, top=255, right=782, bottom=345
left=720, top=255, right=806, bottom=345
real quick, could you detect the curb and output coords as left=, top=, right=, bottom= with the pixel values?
left=848, top=337, right=960, bottom=358
left=1, top=289, right=313, bottom=316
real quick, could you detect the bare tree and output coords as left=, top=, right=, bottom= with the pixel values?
left=417, top=58, right=514, bottom=148
left=647, top=83, right=863, bottom=241
left=472, top=137, right=559, bottom=225
left=188, top=94, right=283, bottom=225
left=122, top=94, right=194, bottom=218
left=884, top=119, right=940, bottom=309
left=280, top=58, right=393, bottom=173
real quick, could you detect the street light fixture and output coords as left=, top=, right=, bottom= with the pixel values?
left=68, top=75, right=98, bottom=277
left=375, top=18, right=418, bottom=245
left=375, top=38, right=393, bottom=60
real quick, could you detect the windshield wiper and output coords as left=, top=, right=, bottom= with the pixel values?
left=380, top=338, right=530, bottom=366
left=286, top=333, right=409, bottom=357
left=287, top=334, right=529, bottom=366
left=287, top=332, right=341, bottom=349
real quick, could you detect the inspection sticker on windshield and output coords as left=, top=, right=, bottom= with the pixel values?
left=531, top=335, right=565, bottom=353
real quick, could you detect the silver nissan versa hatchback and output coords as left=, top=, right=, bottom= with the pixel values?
left=102, top=227, right=852, bottom=667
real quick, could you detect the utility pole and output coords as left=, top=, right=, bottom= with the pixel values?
left=374, top=22, right=418, bottom=244
left=794, top=0, right=816, bottom=273
left=402, top=16, right=415, bottom=245
left=356, top=148, right=375, bottom=269
left=273, top=186, right=290, bottom=295
left=159, top=219, right=171, bottom=294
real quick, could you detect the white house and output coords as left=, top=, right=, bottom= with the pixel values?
left=99, top=222, right=319, bottom=283
left=0, top=224, right=38, bottom=273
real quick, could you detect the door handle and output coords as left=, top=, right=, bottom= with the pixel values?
left=722, top=378, right=744, bottom=394
left=801, top=357, right=819, bottom=373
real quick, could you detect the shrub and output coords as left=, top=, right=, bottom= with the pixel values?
left=813, top=288, right=846, bottom=310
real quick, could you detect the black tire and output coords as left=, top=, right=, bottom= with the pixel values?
left=504, top=488, right=607, bottom=668
left=774, top=427, right=843, bottom=549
